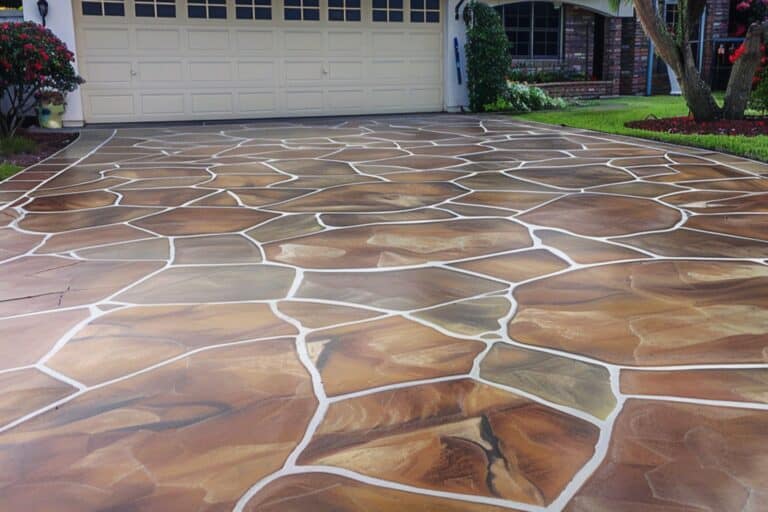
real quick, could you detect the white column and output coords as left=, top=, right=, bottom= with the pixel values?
left=443, top=0, right=469, bottom=112
left=23, top=0, right=84, bottom=127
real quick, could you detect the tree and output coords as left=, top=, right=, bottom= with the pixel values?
left=463, top=1, right=511, bottom=112
left=0, top=22, right=84, bottom=136
left=625, top=0, right=768, bottom=121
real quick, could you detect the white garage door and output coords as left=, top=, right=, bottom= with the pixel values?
left=73, top=0, right=444, bottom=123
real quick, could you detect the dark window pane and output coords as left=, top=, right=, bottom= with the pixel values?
left=304, top=8, right=320, bottom=19
left=236, top=0, right=250, bottom=4
left=348, top=0, right=360, bottom=7
left=210, top=5, right=227, bottom=17
left=391, top=0, right=402, bottom=8
left=426, top=11, right=438, bottom=22
left=390, top=10, right=402, bottom=21
left=411, top=0, right=424, bottom=9
left=210, top=0, right=226, bottom=4
left=104, top=3, right=125, bottom=15
left=284, top=7, right=300, bottom=18
left=373, top=9, right=387, bottom=21
left=236, top=6, right=252, bottom=18
left=255, top=7, right=271, bottom=18
left=255, top=0, right=270, bottom=5
left=157, top=4, right=175, bottom=16
left=426, top=0, right=438, bottom=10
left=188, top=5, right=206, bottom=17
left=82, top=2, right=103, bottom=15
left=329, top=8, right=344, bottom=20
left=135, top=3, right=154, bottom=16
left=411, top=11, right=423, bottom=22
left=328, top=0, right=342, bottom=7
left=347, top=9, right=360, bottom=20
left=285, top=0, right=300, bottom=6
left=373, top=0, right=386, bottom=7
left=305, top=0, right=319, bottom=7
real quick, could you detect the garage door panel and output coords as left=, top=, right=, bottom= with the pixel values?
left=189, top=62, right=233, bottom=81
left=189, top=30, right=231, bottom=50
left=135, top=29, right=180, bottom=51
left=74, top=0, right=444, bottom=122
left=191, top=93, right=234, bottom=114
left=235, top=30, right=276, bottom=51
left=141, top=94, right=185, bottom=115
left=138, top=61, right=184, bottom=82
left=85, top=61, right=133, bottom=85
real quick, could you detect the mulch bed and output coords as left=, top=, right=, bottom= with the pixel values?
left=626, top=116, right=768, bottom=136
left=3, top=130, right=78, bottom=168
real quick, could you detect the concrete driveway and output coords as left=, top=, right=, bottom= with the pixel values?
left=1, top=114, right=767, bottom=511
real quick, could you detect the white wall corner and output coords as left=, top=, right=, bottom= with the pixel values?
left=23, top=0, right=84, bottom=125
left=444, top=0, right=470, bottom=112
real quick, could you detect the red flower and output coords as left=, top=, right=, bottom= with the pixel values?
left=736, top=1, right=751, bottom=10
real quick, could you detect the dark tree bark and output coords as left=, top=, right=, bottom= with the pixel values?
left=630, top=0, right=766, bottom=121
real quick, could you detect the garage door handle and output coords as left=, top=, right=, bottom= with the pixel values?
left=130, top=69, right=137, bottom=76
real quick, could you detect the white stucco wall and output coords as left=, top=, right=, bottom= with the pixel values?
left=23, top=0, right=84, bottom=127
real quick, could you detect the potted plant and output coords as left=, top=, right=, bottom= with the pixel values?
left=36, top=89, right=66, bottom=129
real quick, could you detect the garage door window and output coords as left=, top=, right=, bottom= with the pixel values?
left=284, top=0, right=320, bottom=20
left=188, top=0, right=227, bottom=19
left=235, top=0, right=272, bottom=19
left=81, top=0, right=125, bottom=16
left=328, top=0, right=361, bottom=21
left=372, top=0, right=402, bottom=22
left=135, top=0, right=176, bottom=17
left=410, top=0, right=439, bottom=23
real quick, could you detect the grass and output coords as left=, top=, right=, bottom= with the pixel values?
left=515, top=95, right=768, bottom=162
left=0, top=135, right=37, bottom=157
left=0, top=162, right=22, bottom=180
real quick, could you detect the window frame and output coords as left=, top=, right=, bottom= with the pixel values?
left=187, top=0, right=228, bottom=19
left=496, top=2, right=562, bottom=60
left=328, top=0, right=361, bottom=22
left=234, top=0, right=272, bottom=20
left=284, top=0, right=321, bottom=21
left=372, top=0, right=403, bottom=22
left=409, top=0, right=439, bottom=23
left=81, top=0, right=126, bottom=17
left=134, top=0, right=176, bottom=18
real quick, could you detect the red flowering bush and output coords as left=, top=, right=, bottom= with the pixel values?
left=0, top=21, right=84, bottom=136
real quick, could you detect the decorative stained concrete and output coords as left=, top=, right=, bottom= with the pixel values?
left=0, top=115, right=767, bottom=511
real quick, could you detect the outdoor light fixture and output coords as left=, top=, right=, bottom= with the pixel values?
left=37, top=0, right=48, bottom=26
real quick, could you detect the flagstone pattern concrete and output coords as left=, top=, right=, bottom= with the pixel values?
left=0, top=115, right=766, bottom=511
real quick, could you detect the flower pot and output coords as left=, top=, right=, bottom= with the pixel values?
left=38, top=102, right=66, bottom=129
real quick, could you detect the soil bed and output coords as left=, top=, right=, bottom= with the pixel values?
left=626, top=116, right=768, bottom=136
left=2, top=130, right=78, bottom=168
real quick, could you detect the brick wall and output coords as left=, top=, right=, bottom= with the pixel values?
left=537, top=80, right=616, bottom=99
left=563, top=6, right=594, bottom=77
left=620, top=17, right=649, bottom=95
left=604, top=17, right=623, bottom=95
left=701, top=0, right=731, bottom=83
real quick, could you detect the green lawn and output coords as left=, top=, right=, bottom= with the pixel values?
left=0, top=162, right=22, bottom=180
left=515, top=95, right=768, bottom=162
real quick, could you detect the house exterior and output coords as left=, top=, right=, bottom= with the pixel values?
left=20, top=0, right=731, bottom=126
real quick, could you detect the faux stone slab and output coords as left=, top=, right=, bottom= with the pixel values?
left=0, top=257, right=162, bottom=317
left=621, top=368, right=768, bottom=404
left=0, top=229, right=43, bottom=261
left=133, top=207, right=275, bottom=236
left=459, top=191, right=562, bottom=211
left=19, top=207, right=161, bottom=232
left=244, top=473, right=517, bottom=512
left=307, top=316, right=484, bottom=395
left=274, top=182, right=464, bottom=212
left=24, top=191, right=117, bottom=211
left=451, top=249, right=569, bottom=282
left=567, top=400, right=768, bottom=511
left=510, top=165, right=633, bottom=189
left=413, top=297, right=511, bottom=336
left=173, top=235, right=262, bottom=264
left=0, top=309, right=90, bottom=369
left=685, top=214, right=768, bottom=241
left=0, top=369, right=75, bottom=425
left=0, top=341, right=317, bottom=512
left=299, top=378, right=599, bottom=506
left=265, top=219, right=532, bottom=268
left=519, top=194, right=681, bottom=236
left=116, top=264, right=295, bottom=304
left=47, top=303, right=295, bottom=384
left=36, top=224, right=153, bottom=254
left=76, top=238, right=170, bottom=260
left=320, top=208, right=454, bottom=226
left=509, top=260, right=768, bottom=365
left=480, top=343, right=616, bottom=419
left=619, top=228, right=768, bottom=257
left=535, top=229, right=648, bottom=263
left=277, top=300, right=382, bottom=329
left=297, top=267, right=507, bottom=310
left=246, top=214, right=324, bottom=243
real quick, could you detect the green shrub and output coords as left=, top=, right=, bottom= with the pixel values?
left=0, top=135, right=37, bottom=156
left=749, top=68, right=768, bottom=114
left=463, top=1, right=510, bottom=112
left=484, top=82, right=566, bottom=113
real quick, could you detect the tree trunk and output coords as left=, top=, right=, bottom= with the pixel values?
left=723, top=21, right=768, bottom=120
left=678, top=38, right=722, bottom=122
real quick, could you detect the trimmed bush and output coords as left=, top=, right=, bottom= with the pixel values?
left=484, top=82, right=566, bottom=113
left=0, top=21, right=84, bottom=136
left=463, top=1, right=510, bottom=112
left=749, top=67, right=768, bottom=114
